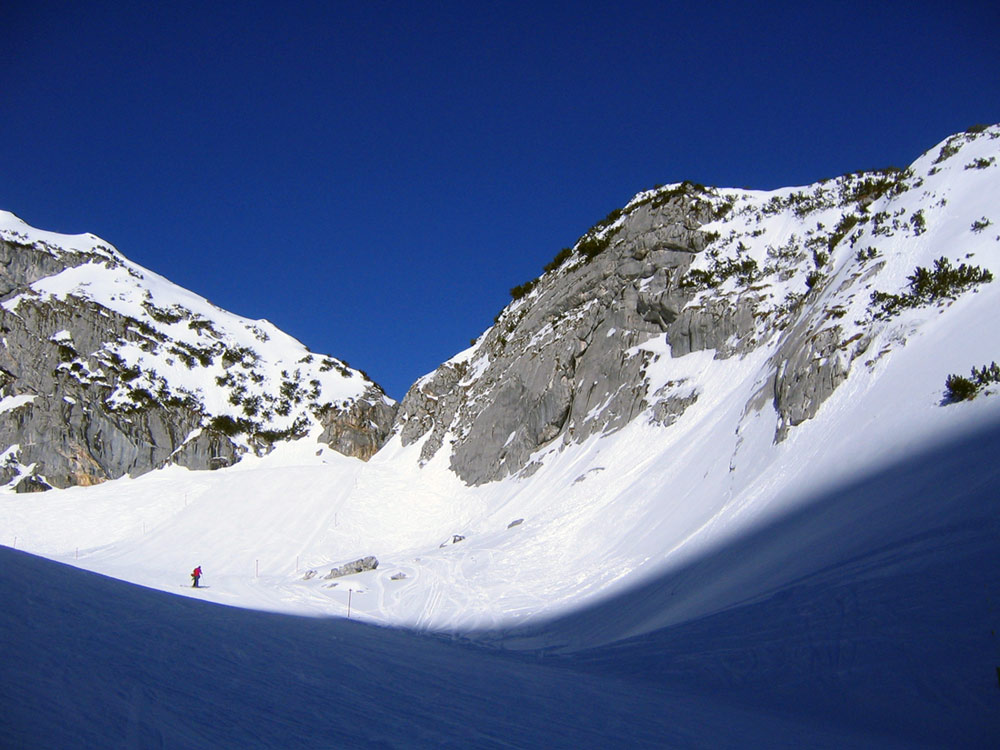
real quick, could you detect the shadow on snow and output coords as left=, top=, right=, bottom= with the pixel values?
left=2, top=420, right=998, bottom=748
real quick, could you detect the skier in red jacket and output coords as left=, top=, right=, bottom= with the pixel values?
left=191, top=566, right=202, bottom=588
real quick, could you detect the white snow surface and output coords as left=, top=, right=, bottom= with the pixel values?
left=2, top=129, right=1000, bottom=747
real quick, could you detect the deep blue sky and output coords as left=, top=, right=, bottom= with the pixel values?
left=2, top=1, right=998, bottom=399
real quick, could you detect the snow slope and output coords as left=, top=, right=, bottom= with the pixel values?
left=7, top=546, right=945, bottom=750
left=2, top=127, right=1000, bottom=746
left=2, top=415, right=997, bottom=747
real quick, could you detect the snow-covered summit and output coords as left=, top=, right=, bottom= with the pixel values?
left=395, top=124, right=1000, bottom=483
left=0, top=210, right=396, bottom=490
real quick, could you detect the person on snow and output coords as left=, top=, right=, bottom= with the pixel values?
left=191, top=565, right=202, bottom=588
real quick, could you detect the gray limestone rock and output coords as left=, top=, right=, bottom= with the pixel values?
left=317, top=393, right=398, bottom=462
left=324, top=556, right=379, bottom=579
left=0, top=226, right=397, bottom=490
left=394, top=186, right=726, bottom=485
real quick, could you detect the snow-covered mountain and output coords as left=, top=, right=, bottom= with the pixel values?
left=397, top=123, right=1000, bottom=485
left=0, top=213, right=396, bottom=490
left=2, top=125, right=999, bottom=747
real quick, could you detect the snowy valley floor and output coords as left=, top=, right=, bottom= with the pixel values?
left=3, top=419, right=999, bottom=748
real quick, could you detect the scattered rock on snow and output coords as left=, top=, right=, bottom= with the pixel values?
left=15, top=475, right=53, bottom=493
left=507, top=518, right=524, bottom=529
left=324, top=556, right=378, bottom=579
left=390, top=572, right=407, bottom=580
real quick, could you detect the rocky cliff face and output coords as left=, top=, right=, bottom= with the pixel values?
left=395, top=125, right=999, bottom=485
left=0, top=214, right=396, bottom=491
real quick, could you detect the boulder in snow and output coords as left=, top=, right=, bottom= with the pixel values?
left=324, top=556, right=378, bottom=579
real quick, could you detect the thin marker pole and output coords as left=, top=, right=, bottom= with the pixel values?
left=348, top=589, right=352, bottom=619
left=256, top=559, right=259, bottom=578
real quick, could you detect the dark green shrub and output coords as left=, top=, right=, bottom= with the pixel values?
left=128, top=388, right=157, bottom=407
left=142, top=303, right=185, bottom=325
left=965, top=157, right=995, bottom=170
left=680, top=256, right=758, bottom=290
left=908, top=257, right=992, bottom=299
left=543, top=247, right=573, bottom=273
left=242, top=395, right=261, bottom=417
left=257, top=417, right=309, bottom=443
left=933, top=139, right=961, bottom=164
left=208, top=414, right=251, bottom=436
left=576, top=234, right=610, bottom=261
left=593, top=207, right=623, bottom=232
left=841, top=169, right=907, bottom=205
left=510, top=279, right=537, bottom=300
left=972, top=361, right=1000, bottom=386
left=945, top=374, right=978, bottom=402
left=828, top=214, right=861, bottom=251
left=163, top=393, right=199, bottom=410
left=713, top=200, right=734, bottom=220
left=871, top=257, right=993, bottom=319
left=188, top=319, right=216, bottom=334
left=222, top=345, right=256, bottom=368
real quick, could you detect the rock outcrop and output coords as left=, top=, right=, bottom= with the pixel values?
left=393, top=185, right=721, bottom=485
left=324, top=556, right=379, bottom=579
